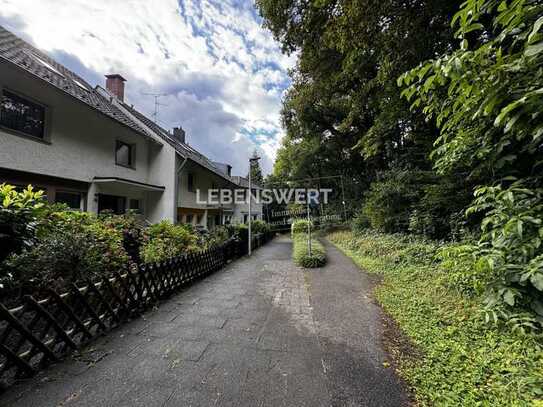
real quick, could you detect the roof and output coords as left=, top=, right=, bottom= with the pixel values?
left=0, top=25, right=150, bottom=139
left=231, top=176, right=263, bottom=189
left=118, top=102, right=239, bottom=184
left=0, top=25, right=250, bottom=187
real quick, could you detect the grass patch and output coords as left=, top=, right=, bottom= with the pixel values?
left=327, top=230, right=543, bottom=406
left=292, top=233, right=326, bottom=268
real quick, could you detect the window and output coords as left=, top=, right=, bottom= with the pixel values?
left=187, top=173, right=194, bottom=192
left=186, top=214, right=194, bottom=224
left=0, top=90, right=46, bottom=139
left=196, top=214, right=203, bottom=224
left=55, top=191, right=82, bottom=210
left=129, top=199, right=142, bottom=214
left=115, top=141, right=134, bottom=168
left=243, top=214, right=248, bottom=224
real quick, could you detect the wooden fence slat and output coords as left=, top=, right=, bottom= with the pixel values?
left=0, top=343, right=35, bottom=377
left=69, top=284, right=107, bottom=333
left=0, top=234, right=272, bottom=388
left=0, top=303, right=59, bottom=363
left=102, top=277, right=130, bottom=321
left=24, top=296, right=78, bottom=351
left=47, top=290, right=93, bottom=341
left=85, top=280, right=120, bottom=325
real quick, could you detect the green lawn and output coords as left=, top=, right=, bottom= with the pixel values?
left=328, top=230, right=543, bottom=406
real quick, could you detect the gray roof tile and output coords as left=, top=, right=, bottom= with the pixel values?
left=0, top=25, right=149, bottom=137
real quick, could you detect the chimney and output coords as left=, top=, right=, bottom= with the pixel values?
left=105, top=74, right=126, bottom=101
left=173, top=127, right=186, bottom=144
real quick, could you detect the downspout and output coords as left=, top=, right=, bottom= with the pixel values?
left=175, top=155, right=188, bottom=223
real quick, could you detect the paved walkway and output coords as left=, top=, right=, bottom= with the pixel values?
left=0, top=236, right=408, bottom=407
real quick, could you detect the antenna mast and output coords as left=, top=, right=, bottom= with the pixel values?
left=142, top=92, right=168, bottom=123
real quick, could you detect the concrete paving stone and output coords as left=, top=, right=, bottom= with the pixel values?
left=0, top=236, right=408, bottom=407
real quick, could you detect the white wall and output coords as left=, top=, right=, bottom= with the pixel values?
left=0, top=64, right=150, bottom=183
left=0, top=63, right=175, bottom=222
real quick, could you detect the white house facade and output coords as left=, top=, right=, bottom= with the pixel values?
left=0, top=25, right=263, bottom=228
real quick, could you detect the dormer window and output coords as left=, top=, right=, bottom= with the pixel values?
left=0, top=89, right=46, bottom=139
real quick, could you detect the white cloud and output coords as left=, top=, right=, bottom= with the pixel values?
left=0, top=0, right=291, bottom=175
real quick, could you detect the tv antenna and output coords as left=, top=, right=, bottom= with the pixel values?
left=142, top=92, right=168, bottom=123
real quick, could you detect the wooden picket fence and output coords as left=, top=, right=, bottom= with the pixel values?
left=0, top=232, right=273, bottom=389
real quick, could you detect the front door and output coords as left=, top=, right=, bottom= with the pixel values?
left=98, top=194, right=126, bottom=215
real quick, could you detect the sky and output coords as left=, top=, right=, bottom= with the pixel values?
left=0, top=0, right=294, bottom=175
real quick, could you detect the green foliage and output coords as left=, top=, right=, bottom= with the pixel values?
left=205, top=226, right=230, bottom=248
left=0, top=184, right=45, bottom=264
left=3, top=209, right=129, bottom=293
left=351, top=211, right=370, bottom=234
left=258, top=0, right=458, bottom=234
left=458, top=180, right=543, bottom=329
left=140, top=220, right=198, bottom=263
left=400, top=0, right=543, bottom=324
left=400, top=0, right=543, bottom=179
left=248, top=149, right=264, bottom=185
left=361, top=170, right=420, bottom=233
left=292, top=233, right=326, bottom=268
left=250, top=219, right=270, bottom=234
left=328, top=230, right=543, bottom=405
left=291, top=219, right=312, bottom=236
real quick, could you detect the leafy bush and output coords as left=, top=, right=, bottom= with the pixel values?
left=3, top=210, right=129, bottom=293
left=455, top=180, right=543, bottom=329
left=204, top=226, right=231, bottom=248
left=361, top=170, right=420, bottom=233
left=291, top=219, right=312, bottom=236
left=399, top=0, right=543, bottom=329
left=140, top=220, right=198, bottom=263
left=0, top=184, right=45, bottom=264
left=251, top=219, right=270, bottom=234
left=292, top=233, right=326, bottom=268
left=328, top=230, right=543, bottom=405
left=99, top=212, right=143, bottom=264
left=351, top=211, right=370, bottom=234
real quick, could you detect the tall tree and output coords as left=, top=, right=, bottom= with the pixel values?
left=248, top=150, right=264, bottom=185
left=258, top=0, right=464, bottom=233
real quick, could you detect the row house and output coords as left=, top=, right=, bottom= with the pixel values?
left=0, top=25, right=262, bottom=228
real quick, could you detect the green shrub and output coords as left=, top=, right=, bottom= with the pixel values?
left=99, top=212, right=144, bottom=263
left=3, top=211, right=129, bottom=293
left=0, top=184, right=45, bottom=264
left=251, top=219, right=270, bottom=234
left=351, top=211, right=370, bottom=234
left=140, top=220, right=198, bottom=263
left=205, top=226, right=230, bottom=248
left=327, top=230, right=543, bottom=405
left=459, top=181, right=543, bottom=329
left=292, top=233, right=326, bottom=268
left=291, top=219, right=312, bottom=236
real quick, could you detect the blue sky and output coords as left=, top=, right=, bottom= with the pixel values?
left=0, top=0, right=294, bottom=175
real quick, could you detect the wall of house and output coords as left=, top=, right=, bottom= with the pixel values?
left=145, top=143, right=176, bottom=223
left=0, top=64, right=153, bottom=184
left=177, top=161, right=238, bottom=228
left=0, top=63, right=175, bottom=223
left=232, top=196, right=263, bottom=224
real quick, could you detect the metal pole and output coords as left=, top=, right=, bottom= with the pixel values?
left=341, top=175, right=347, bottom=222
left=307, top=187, right=312, bottom=256
left=248, top=155, right=261, bottom=256
left=248, top=162, right=252, bottom=256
